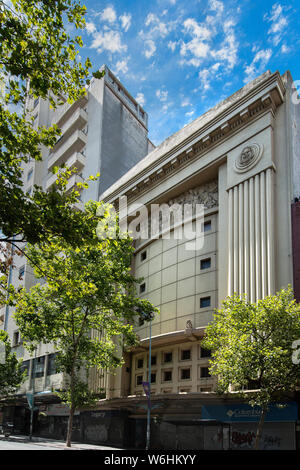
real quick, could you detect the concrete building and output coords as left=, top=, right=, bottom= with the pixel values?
left=0, top=65, right=154, bottom=434
left=1, top=68, right=300, bottom=450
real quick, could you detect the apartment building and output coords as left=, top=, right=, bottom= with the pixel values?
left=1, top=69, right=300, bottom=450
left=0, top=65, right=154, bottom=434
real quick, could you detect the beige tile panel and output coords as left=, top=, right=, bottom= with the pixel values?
left=194, top=310, right=214, bottom=328
left=195, top=271, right=217, bottom=294
left=162, top=246, right=178, bottom=268
left=160, top=301, right=177, bottom=321
left=148, top=254, right=162, bottom=275
left=161, top=282, right=177, bottom=303
left=149, top=239, right=163, bottom=259
left=177, top=277, right=196, bottom=298
left=177, top=258, right=196, bottom=281
left=176, top=296, right=195, bottom=316
left=148, top=271, right=162, bottom=291
left=161, top=264, right=177, bottom=286
left=160, top=319, right=177, bottom=334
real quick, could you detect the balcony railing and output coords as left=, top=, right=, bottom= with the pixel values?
left=51, top=108, right=88, bottom=153
left=52, top=94, right=88, bottom=128
left=46, top=153, right=85, bottom=191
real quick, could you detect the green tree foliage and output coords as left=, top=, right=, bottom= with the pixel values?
left=0, top=0, right=100, bottom=247
left=0, top=330, right=25, bottom=397
left=12, top=202, right=158, bottom=447
left=202, top=287, right=300, bottom=449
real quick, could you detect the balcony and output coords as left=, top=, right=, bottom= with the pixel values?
left=52, top=94, right=88, bottom=128
left=46, top=153, right=85, bottom=191
left=47, top=130, right=87, bottom=171
left=66, top=174, right=84, bottom=193
left=51, top=108, right=88, bottom=153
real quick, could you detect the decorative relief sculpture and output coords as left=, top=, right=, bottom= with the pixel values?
left=235, top=143, right=263, bottom=173
left=168, top=180, right=218, bottom=210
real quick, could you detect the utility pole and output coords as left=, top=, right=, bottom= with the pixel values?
left=29, top=349, right=36, bottom=441
left=145, top=316, right=152, bottom=451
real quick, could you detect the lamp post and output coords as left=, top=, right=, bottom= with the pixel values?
left=29, top=349, right=36, bottom=441
left=145, top=316, right=152, bottom=451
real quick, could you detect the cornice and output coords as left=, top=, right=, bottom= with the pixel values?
left=102, top=71, right=285, bottom=205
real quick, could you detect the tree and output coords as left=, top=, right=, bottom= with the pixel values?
left=0, top=0, right=103, bottom=247
left=201, top=287, right=300, bottom=450
left=12, top=201, right=158, bottom=447
left=0, top=330, right=25, bottom=397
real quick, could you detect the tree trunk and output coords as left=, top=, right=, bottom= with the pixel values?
left=254, top=405, right=267, bottom=450
left=66, top=404, right=76, bottom=448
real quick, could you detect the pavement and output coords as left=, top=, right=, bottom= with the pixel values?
left=0, top=433, right=124, bottom=450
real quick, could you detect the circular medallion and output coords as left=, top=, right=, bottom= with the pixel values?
left=234, top=143, right=263, bottom=173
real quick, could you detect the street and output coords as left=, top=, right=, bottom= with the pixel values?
left=0, top=440, right=62, bottom=450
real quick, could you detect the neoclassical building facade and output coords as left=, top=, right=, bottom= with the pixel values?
left=1, top=69, right=300, bottom=449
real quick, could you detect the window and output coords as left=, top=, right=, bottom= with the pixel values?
left=140, top=251, right=147, bottom=262
left=200, top=347, right=211, bottom=358
left=32, top=356, right=45, bottom=378
left=201, top=258, right=211, bottom=270
left=136, top=375, right=143, bottom=386
left=27, top=169, right=33, bottom=181
left=13, top=331, right=20, bottom=346
left=19, top=266, right=25, bottom=280
left=163, top=352, right=172, bottom=363
left=163, top=370, right=172, bottom=382
left=181, top=349, right=191, bottom=360
left=47, top=353, right=57, bottom=376
left=181, top=368, right=191, bottom=380
left=137, top=358, right=143, bottom=369
left=200, top=296, right=211, bottom=308
left=34, top=98, right=39, bottom=108
left=139, top=283, right=146, bottom=294
left=204, top=220, right=211, bottom=232
left=20, top=361, right=30, bottom=377
left=151, top=373, right=156, bottom=383
left=151, top=355, right=157, bottom=366
left=201, top=367, right=211, bottom=378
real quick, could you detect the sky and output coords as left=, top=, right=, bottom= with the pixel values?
left=73, top=0, right=300, bottom=145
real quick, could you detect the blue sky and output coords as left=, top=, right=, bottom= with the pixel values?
left=77, top=0, right=300, bottom=145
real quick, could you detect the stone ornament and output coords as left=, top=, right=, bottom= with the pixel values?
left=168, top=180, right=218, bottom=209
left=234, top=143, right=263, bottom=173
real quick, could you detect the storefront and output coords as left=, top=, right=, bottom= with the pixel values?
left=202, top=402, right=298, bottom=450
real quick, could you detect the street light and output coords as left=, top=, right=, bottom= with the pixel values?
left=137, top=308, right=154, bottom=451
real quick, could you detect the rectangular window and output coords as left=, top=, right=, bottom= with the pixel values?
left=201, top=367, right=211, bottom=378
left=204, top=220, right=211, bottom=232
left=47, top=353, right=57, bottom=376
left=27, top=169, right=33, bottom=181
left=141, top=251, right=147, bottom=262
left=20, top=360, right=30, bottom=377
left=163, top=352, right=172, bottom=363
left=151, top=355, right=157, bottom=366
left=201, top=258, right=211, bottom=270
left=137, top=358, right=143, bottom=369
left=32, top=356, right=45, bottom=378
left=19, top=266, right=25, bottom=280
left=163, top=370, right=172, bottom=382
left=181, top=368, right=191, bottom=380
left=136, top=375, right=143, bottom=386
left=13, top=331, right=20, bottom=347
left=151, top=373, right=156, bottom=383
left=139, top=283, right=146, bottom=294
left=181, top=349, right=191, bottom=360
left=200, top=296, right=211, bottom=308
left=200, top=347, right=212, bottom=358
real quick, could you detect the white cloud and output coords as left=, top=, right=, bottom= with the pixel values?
left=244, top=49, right=272, bottom=83
left=120, top=13, right=132, bottom=32
left=100, top=6, right=117, bottom=24
left=182, top=18, right=211, bottom=41
left=181, top=98, right=190, bottom=107
left=91, top=30, right=127, bottom=54
left=264, top=3, right=288, bottom=46
left=281, top=44, right=290, bottom=54
left=209, top=0, right=224, bottom=14
left=136, top=92, right=145, bottom=107
left=144, top=13, right=169, bottom=37
left=156, top=89, right=168, bottom=102
left=86, top=22, right=96, bottom=34
left=144, top=39, right=156, bottom=59
left=185, top=110, right=195, bottom=117
left=168, top=41, right=177, bottom=52
left=113, top=58, right=129, bottom=75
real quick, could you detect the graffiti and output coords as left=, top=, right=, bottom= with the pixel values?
left=232, top=431, right=256, bottom=447
left=262, top=434, right=282, bottom=449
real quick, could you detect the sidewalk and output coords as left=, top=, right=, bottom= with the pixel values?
left=0, top=433, right=124, bottom=450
